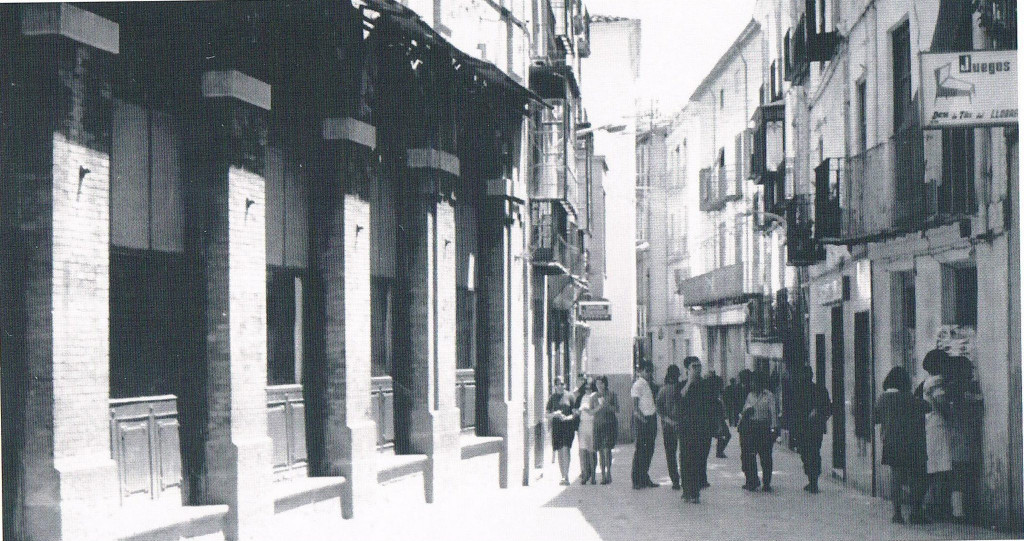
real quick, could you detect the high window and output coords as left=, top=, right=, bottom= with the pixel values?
left=940, top=128, right=976, bottom=216
left=941, top=263, right=978, bottom=326
left=892, top=21, right=913, bottom=130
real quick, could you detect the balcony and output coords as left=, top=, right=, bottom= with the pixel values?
left=816, top=127, right=933, bottom=244
left=805, top=0, right=841, bottom=62
left=677, top=263, right=759, bottom=307
left=531, top=99, right=582, bottom=214
left=667, top=237, right=688, bottom=263
left=531, top=200, right=572, bottom=275
left=748, top=293, right=779, bottom=341
left=550, top=0, right=587, bottom=55
left=699, top=165, right=743, bottom=212
left=760, top=159, right=787, bottom=220
left=751, top=102, right=785, bottom=185
left=785, top=194, right=825, bottom=266
left=784, top=15, right=810, bottom=85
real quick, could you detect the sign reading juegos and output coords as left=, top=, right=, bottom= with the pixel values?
left=921, top=49, right=1018, bottom=128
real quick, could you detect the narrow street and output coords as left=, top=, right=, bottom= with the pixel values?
left=272, top=430, right=1005, bottom=541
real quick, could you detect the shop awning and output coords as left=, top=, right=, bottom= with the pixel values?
left=360, top=0, right=546, bottom=109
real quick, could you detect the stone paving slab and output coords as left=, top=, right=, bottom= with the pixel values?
left=267, top=429, right=1016, bottom=541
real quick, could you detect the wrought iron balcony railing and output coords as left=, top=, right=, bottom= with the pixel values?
left=816, top=126, right=935, bottom=244
left=699, top=166, right=743, bottom=212
left=785, top=194, right=825, bottom=266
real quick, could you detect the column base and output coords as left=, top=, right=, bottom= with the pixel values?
left=488, top=400, right=525, bottom=489
left=205, top=437, right=274, bottom=541
left=24, top=455, right=118, bottom=541
left=424, top=408, right=461, bottom=504
left=338, top=420, right=377, bottom=519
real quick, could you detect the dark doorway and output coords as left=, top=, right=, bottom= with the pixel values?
left=831, top=306, right=846, bottom=475
left=815, top=333, right=827, bottom=386
left=853, top=311, right=872, bottom=442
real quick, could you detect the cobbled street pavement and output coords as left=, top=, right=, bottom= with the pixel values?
left=270, top=428, right=1013, bottom=541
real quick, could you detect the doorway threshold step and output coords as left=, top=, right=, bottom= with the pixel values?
left=377, top=452, right=429, bottom=483
left=273, top=476, right=347, bottom=514
left=460, top=435, right=504, bottom=460
left=115, top=503, right=228, bottom=541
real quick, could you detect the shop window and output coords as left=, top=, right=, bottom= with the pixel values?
left=267, top=269, right=303, bottom=386
left=110, top=249, right=186, bottom=398
left=371, top=277, right=395, bottom=378
left=941, top=263, right=978, bottom=326
left=457, top=287, right=477, bottom=370
left=891, top=270, right=916, bottom=377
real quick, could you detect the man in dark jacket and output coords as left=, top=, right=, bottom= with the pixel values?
left=675, top=356, right=714, bottom=503
left=793, top=365, right=832, bottom=493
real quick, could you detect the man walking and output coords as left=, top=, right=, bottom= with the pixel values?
left=794, top=366, right=831, bottom=493
left=631, top=361, right=659, bottom=489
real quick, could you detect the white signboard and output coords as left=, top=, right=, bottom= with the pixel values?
left=578, top=300, right=611, bottom=321
left=920, top=50, right=1018, bottom=128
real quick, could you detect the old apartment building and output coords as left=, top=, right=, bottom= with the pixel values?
left=754, top=0, right=1020, bottom=530
left=0, top=1, right=621, bottom=540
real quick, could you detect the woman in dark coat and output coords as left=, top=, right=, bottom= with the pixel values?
left=876, top=366, right=929, bottom=524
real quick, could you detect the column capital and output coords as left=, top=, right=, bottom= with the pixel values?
left=21, top=3, right=119, bottom=54
left=322, top=117, right=376, bottom=150
left=407, top=148, right=460, bottom=177
left=485, top=177, right=524, bottom=205
left=202, top=70, right=272, bottom=110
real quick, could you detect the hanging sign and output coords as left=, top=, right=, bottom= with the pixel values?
left=578, top=300, right=611, bottom=321
left=920, top=50, right=1018, bottom=128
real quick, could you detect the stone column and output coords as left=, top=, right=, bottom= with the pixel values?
left=403, top=149, right=461, bottom=503
left=319, top=117, right=378, bottom=518
left=483, top=179, right=527, bottom=488
left=198, top=70, right=274, bottom=541
left=9, top=6, right=120, bottom=540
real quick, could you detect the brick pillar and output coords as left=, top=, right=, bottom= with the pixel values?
left=198, top=70, right=274, bottom=541
left=482, top=179, right=526, bottom=488
left=403, top=149, right=461, bottom=503
left=10, top=6, right=120, bottom=540
left=319, top=117, right=378, bottom=518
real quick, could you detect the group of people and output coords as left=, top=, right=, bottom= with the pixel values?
left=548, top=348, right=983, bottom=523
left=875, top=348, right=984, bottom=525
left=546, top=374, right=620, bottom=486
left=629, top=358, right=785, bottom=502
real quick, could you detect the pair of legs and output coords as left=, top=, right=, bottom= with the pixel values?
left=597, top=447, right=613, bottom=483
left=891, top=465, right=928, bottom=523
left=578, top=447, right=598, bottom=484
left=662, top=422, right=682, bottom=489
left=680, top=434, right=705, bottom=502
left=556, top=446, right=572, bottom=484
left=952, top=461, right=980, bottom=523
left=741, top=423, right=774, bottom=490
left=715, top=429, right=730, bottom=458
left=799, top=429, right=823, bottom=492
left=925, top=470, right=954, bottom=520
left=631, top=415, right=657, bottom=488
left=699, top=435, right=712, bottom=487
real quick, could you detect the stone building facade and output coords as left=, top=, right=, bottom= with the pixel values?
left=0, top=1, right=605, bottom=539
left=753, top=0, right=1021, bottom=531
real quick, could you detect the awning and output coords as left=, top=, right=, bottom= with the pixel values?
left=529, top=63, right=581, bottom=100
left=361, top=0, right=546, bottom=109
